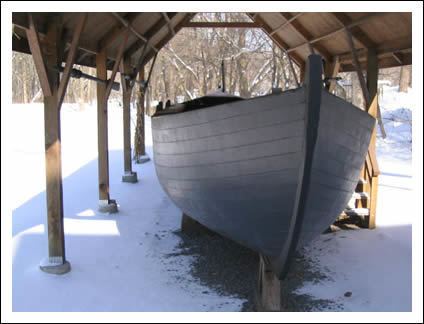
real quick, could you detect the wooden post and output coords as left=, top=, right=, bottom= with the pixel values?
left=121, top=57, right=138, bottom=183
left=325, top=56, right=340, bottom=93
left=299, top=64, right=305, bottom=84
left=367, top=48, right=379, bottom=229
left=26, top=15, right=74, bottom=274
left=256, top=255, right=281, bottom=311
left=96, top=50, right=118, bottom=213
left=134, top=67, right=150, bottom=163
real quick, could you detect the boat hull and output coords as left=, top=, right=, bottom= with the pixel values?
left=151, top=56, right=374, bottom=278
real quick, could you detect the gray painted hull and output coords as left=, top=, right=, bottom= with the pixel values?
left=152, top=58, right=374, bottom=278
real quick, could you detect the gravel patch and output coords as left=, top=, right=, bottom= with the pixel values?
left=167, top=227, right=342, bottom=311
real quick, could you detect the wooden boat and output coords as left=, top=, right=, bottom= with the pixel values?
left=151, top=55, right=375, bottom=279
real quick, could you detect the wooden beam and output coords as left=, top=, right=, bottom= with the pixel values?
left=270, top=13, right=303, bottom=36
left=325, top=56, right=340, bottom=93
left=39, top=16, right=70, bottom=274
left=140, top=13, right=195, bottom=66
left=366, top=47, right=380, bottom=229
left=98, top=13, right=139, bottom=51
left=338, top=45, right=412, bottom=64
left=104, top=28, right=129, bottom=101
left=392, top=52, right=404, bottom=64
left=57, top=13, right=87, bottom=110
left=111, top=13, right=159, bottom=53
left=25, top=14, right=52, bottom=96
left=162, top=12, right=175, bottom=36
left=345, top=28, right=370, bottom=107
left=125, top=13, right=178, bottom=59
left=183, top=21, right=260, bottom=28
left=331, top=13, right=376, bottom=48
left=286, top=13, right=383, bottom=54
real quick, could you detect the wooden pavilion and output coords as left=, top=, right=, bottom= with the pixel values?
left=11, top=11, right=412, bottom=310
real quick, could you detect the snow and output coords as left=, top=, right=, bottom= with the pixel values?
left=9, top=85, right=414, bottom=313
left=10, top=103, right=244, bottom=312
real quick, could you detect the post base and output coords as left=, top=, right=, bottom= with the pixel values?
left=39, top=257, right=71, bottom=275
left=134, top=154, right=150, bottom=164
left=255, top=255, right=281, bottom=311
left=122, top=171, right=138, bottom=183
left=98, top=199, right=118, bottom=213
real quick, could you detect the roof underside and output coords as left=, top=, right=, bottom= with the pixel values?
left=12, top=12, right=412, bottom=72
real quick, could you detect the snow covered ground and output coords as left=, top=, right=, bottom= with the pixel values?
left=8, top=86, right=413, bottom=312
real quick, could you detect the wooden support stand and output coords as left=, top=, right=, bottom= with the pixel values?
left=121, top=57, right=138, bottom=183
left=366, top=48, right=380, bottom=229
left=345, top=30, right=380, bottom=229
left=256, top=255, right=281, bottom=311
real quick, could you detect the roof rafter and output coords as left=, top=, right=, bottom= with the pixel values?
left=125, top=13, right=178, bottom=59
left=249, top=13, right=305, bottom=68
left=286, top=13, right=384, bottom=54
left=270, top=13, right=303, bottom=36
left=330, top=13, right=376, bottom=48
left=140, top=13, right=196, bottom=66
left=162, top=12, right=175, bottom=36
left=99, top=13, right=140, bottom=51
left=280, top=12, right=331, bottom=61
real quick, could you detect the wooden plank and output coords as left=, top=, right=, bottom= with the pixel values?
left=183, top=22, right=260, bottom=28
left=331, top=13, right=376, bottom=48
left=104, top=28, right=130, bottom=101
left=345, top=28, right=370, bottom=107
left=367, top=48, right=381, bottom=176
left=96, top=50, right=110, bottom=201
left=42, top=17, right=67, bottom=265
left=270, top=13, right=303, bottom=35
left=162, top=12, right=176, bottom=36
left=111, top=13, right=159, bottom=53
left=368, top=176, right=378, bottom=229
left=25, top=14, right=52, bottom=96
left=121, top=57, right=133, bottom=174
left=286, top=13, right=383, bottom=54
left=57, top=13, right=87, bottom=110
left=257, top=255, right=280, bottom=311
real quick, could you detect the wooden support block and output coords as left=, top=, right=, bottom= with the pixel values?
left=368, top=176, right=378, bottom=229
left=181, top=213, right=214, bottom=235
left=256, top=255, right=281, bottom=311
